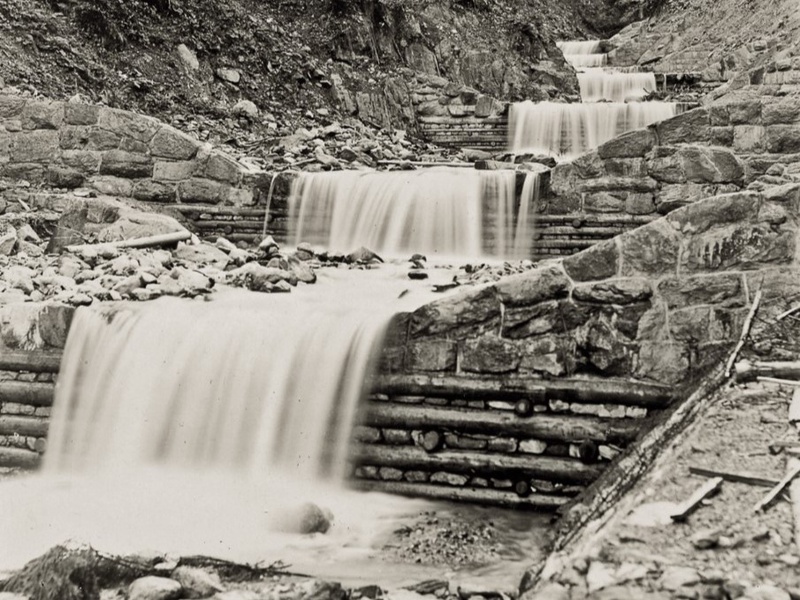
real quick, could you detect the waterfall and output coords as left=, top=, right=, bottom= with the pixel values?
left=509, top=100, right=676, bottom=158
left=46, top=293, right=391, bottom=480
left=509, top=39, right=676, bottom=158
left=287, top=168, right=541, bottom=260
left=577, top=69, right=656, bottom=102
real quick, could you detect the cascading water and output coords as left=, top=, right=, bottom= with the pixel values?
left=577, top=69, right=656, bottom=102
left=511, top=40, right=676, bottom=158
left=508, top=100, right=676, bottom=158
left=287, top=167, right=541, bottom=260
left=0, top=270, right=461, bottom=571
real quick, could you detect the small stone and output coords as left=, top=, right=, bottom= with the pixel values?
left=216, top=68, right=241, bottom=84
left=128, top=576, right=182, bottom=600
left=347, top=246, right=383, bottom=264
left=0, top=224, right=17, bottom=255
left=659, top=566, right=701, bottom=591
left=744, top=585, right=791, bottom=600
left=408, top=270, right=428, bottom=280
left=586, top=561, right=616, bottom=593
left=232, top=100, right=259, bottom=120
left=177, top=44, right=199, bottom=70
left=691, top=528, right=720, bottom=549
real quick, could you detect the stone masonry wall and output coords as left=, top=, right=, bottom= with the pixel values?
left=0, top=95, right=258, bottom=207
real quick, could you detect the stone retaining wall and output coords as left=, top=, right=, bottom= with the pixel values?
left=0, top=95, right=257, bottom=206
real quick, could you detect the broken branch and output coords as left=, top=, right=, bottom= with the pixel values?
left=670, top=476, right=724, bottom=522
left=725, top=290, right=762, bottom=377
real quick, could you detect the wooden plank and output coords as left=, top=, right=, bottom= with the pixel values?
left=0, top=351, right=62, bottom=373
left=734, top=360, right=800, bottom=382
left=353, top=444, right=603, bottom=486
left=351, top=480, right=570, bottom=510
left=754, top=463, right=800, bottom=512
left=790, top=389, right=800, bottom=424
left=371, top=374, right=673, bottom=408
left=362, top=402, right=641, bottom=445
left=757, top=377, right=800, bottom=387
left=670, top=476, right=723, bottom=521
left=0, top=381, right=56, bottom=406
left=689, top=466, right=779, bottom=488
left=725, top=289, right=762, bottom=377
left=0, top=447, right=41, bottom=469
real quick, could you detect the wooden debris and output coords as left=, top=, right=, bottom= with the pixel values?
left=790, top=388, right=800, bottom=424
left=775, top=304, right=800, bottom=322
left=689, top=466, right=780, bottom=488
left=753, top=463, right=800, bottom=512
left=65, top=230, right=192, bottom=253
left=734, top=360, right=800, bottom=383
left=670, top=477, right=724, bottom=522
left=725, top=290, right=762, bottom=377
left=756, top=376, right=800, bottom=388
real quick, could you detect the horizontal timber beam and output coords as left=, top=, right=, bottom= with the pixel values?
left=0, top=382, right=56, bottom=406
left=353, top=444, right=602, bottom=485
left=351, top=480, right=569, bottom=510
left=0, top=351, right=61, bottom=373
left=371, top=374, right=673, bottom=409
left=362, top=402, right=641, bottom=445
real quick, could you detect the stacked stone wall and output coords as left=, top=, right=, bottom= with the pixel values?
left=0, top=95, right=257, bottom=207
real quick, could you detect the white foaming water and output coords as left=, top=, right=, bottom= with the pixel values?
left=578, top=69, right=656, bottom=102
left=563, top=53, right=607, bottom=69
left=508, top=100, right=677, bottom=158
left=557, top=40, right=606, bottom=70
left=0, top=268, right=460, bottom=572
left=287, top=168, right=541, bottom=261
left=556, top=40, right=602, bottom=55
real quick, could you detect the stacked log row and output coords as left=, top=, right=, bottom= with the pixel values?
left=0, top=352, right=60, bottom=469
left=530, top=214, right=657, bottom=260
left=352, top=375, right=673, bottom=509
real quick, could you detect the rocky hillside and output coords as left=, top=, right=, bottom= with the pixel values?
left=0, top=0, right=647, bottom=149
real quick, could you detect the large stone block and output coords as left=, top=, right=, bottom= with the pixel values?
left=20, top=100, right=64, bottom=130
left=153, top=160, right=195, bottom=181
left=410, top=285, right=500, bottom=337
left=9, top=130, right=59, bottom=163
left=502, top=299, right=561, bottom=339
left=765, top=124, right=800, bottom=153
left=726, top=100, right=762, bottom=125
left=47, top=166, right=84, bottom=188
left=654, top=108, right=710, bottom=145
left=1, top=162, right=45, bottom=182
left=648, top=151, right=686, bottom=183
left=583, top=191, right=624, bottom=213
left=132, top=180, right=178, bottom=203
left=460, top=335, right=521, bottom=374
left=733, top=125, right=766, bottom=153
left=87, top=128, right=121, bottom=151
left=150, top=127, right=198, bottom=160
left=61, top=149, right=102, bottom=173
left=625, top=192, right=656, bottom=215
left=572, top=279, right=652, bottom=304
left=572, top=152, right=605, bottom=179
left=0, top=95, right=26, bottom=119
left=597, top=128, right=656, bottom=159
left=64, top=102, right=100, bottom=126
left=562, top=239, right=619, bottom=281
left=635, top=342, right=690, bottom=385
left=668, top=306, right=712, bottom=342
left=97, top=108, right=160, bottom=143
left=762, top=182, right=800, bottom=204
left=667, top=191, right=760, bottom=234
left=762, top=98, right=800, bottom=125
left=679, top=146, right=743, bottom=184
left=178, top=178, right=228, bottom=204
left=604, top=157, right=647, bottom=178
left=495, top=264, right=571, bottom=307
left=204, top=153, right=243, bottom=185
left=682, top=223, right=795, bottom=272
left=99, top=150, right=153, bottom=178
left=620, top=220, right=680, bottom=277
left=89, top=175, right=134, bottom=197
left=519, top=335, right=569, bottom=377
left=657, top=273, right=746, bottom=309
left=578, top=176, right=658, bottom=194
left=406, top=340, right=457, bottom=372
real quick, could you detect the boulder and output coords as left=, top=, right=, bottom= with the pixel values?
left=177, top=44, right=200, bottom=71
left=0, top=223, right=17, bottom=255
left=128, top=576, right=183, bottom=600
left=216, top=68, right=241, bottom=84
left=227, top=263, right=297, bottom=292
left=232, top=100, right=259, bottom=120
left=288, top=256, right=316, bottom=284
left=346, top=246, right=383, bottom=264
left=171, top=566, right=225, bottom=597
left=175, top=243, right=230, bottom=270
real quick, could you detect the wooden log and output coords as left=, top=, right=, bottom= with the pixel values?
left=0, top=351, right=62, bottom=373
left=734, top=360, right=800, bottom=383
left=670, top=477, right=723, bottom=521
left=66, top=230, right=192, bottom=253
left=353, top=444, right=603, bottom=485
left=376, top=160, right=477, bottom=168
left=0, top=381, right=56, bottom=406
left=791, top=389, right=800, bottom=424
left=363, top=402, right=640, bottom=445
left=370, top=374, right=672, bottom=408
left=775, top=305, right=800, bottom=322
left=725, top=289, right=762, bottom=377
left=754, top=463, right=800, bottom=512
left=689, top=466, right=780, bottom=488
left=757, top=376, right=800, bottom=387
left=168, top=205, right=270, bottom=218
left=0, top=446, right=41, bottom=469
left=0, top=415, right=50, bottom=437
left=351, top=480, right=570, bottom=510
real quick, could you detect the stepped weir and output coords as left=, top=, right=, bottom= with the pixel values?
left=509, top=41, right=677, bottom=157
